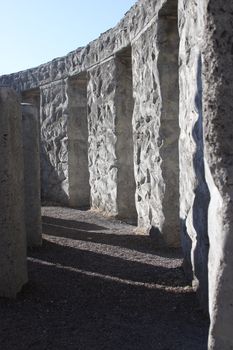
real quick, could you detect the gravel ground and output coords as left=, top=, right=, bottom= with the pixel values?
left=0, top=206, right=209, bottom=350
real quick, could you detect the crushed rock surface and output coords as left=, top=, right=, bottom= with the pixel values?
left=0, top=206, right=209, bottom=350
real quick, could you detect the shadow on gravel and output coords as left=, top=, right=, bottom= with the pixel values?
left=29, top=239, right=186, bottom=287
left=43, top=215, right=108, bottom=232
left=0, top=237, right=209, bottom=350
left=0, top=214, right=209, bottom=350
left=42, top=216, right=182, bottom=259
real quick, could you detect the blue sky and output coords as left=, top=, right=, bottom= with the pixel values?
left=0, top=0, right=136, bottom=75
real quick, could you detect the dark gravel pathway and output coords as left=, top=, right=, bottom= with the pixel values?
left=0, top=207, right=209, bottom=350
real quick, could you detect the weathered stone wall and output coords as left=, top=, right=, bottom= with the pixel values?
left=202, top=0, right=233, bottom=348
left=21, top=103, right=42, bottom=247
left=178, top=0, right=210, bottom=309
left=0, top=0, right=169, bottom=92
left=40, top=80, right=69, bottom=204
left=87, top=59, right=118, bottom=214
left=0, top=0, right=178, bottom=236
left=132, top=1, right=179, bottom=246
left=0, top=88, right=28, bottom=298
left=115, top=48, right=137, bottom=223
left=157, top=3, right=179, bottom=245
left=132, top=22, right=162, bottom=233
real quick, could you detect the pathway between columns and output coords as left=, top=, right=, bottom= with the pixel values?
left=0, top=206, right=209, bottom=350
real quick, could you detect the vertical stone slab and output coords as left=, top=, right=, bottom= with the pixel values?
left=115, top=48, right=137, bottom=223
left=67, top=73, right=90, bottom=209
left=178, top=0, right=210, bottom=309
left=132, top=6, right=180, bottom=246
left=132, top=22, right=163, bottom=238
left=0, top=87, right=28, bottom=298
left=202, top=1, right=233, bottom=348
left=40, top=80, right=69, bottom=204
left=157, top=3, right=180, bottom=246
left=21, top=103, right=42, bottom=247
left=87, top=60, right=118, bottom=215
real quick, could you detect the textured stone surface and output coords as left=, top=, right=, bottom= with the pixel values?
left=0, top=0, right=169, bottom=92
left=1, top=0, right=233, bottom=346
left=115, top=48, right=137, bottom=223
left=132, top=22, right=163, bottom=234
left=178, top=0, right=209, bottom=308
left=157, top=2, right=179, bottom=245
left=0, top=0, right=179, bottom=238
left=132, top=2, right=179, bottom=246
left=0, top=88, right=28, bottom=298
left=21, top=103, right=42, bottom=247
left=40, top=80, right=69, bottom=204
left=87, top=60, right=118, bottom=214
left=88, top=53, right=137, bottom=222
left=202, top=0, right=233, bottom=348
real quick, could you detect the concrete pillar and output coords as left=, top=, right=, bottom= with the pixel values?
left=132, top=2, right=180, bottom=246
left=115, top=47, right=137, bottom=224
left=87, top=56, right=137, bottom=222
left=21, top=103, right=42, bottom=247
left=0, top=87, right=28, bottom=298
left=157, top=3, right=180, bottom=246
left=87, top=60, right=118, bottom=215
left=202, top=0, right=233, bottom=348
left=40, top=80, right=69, bottom=204
left=67, top=73, right=90, bottom=209
left=178, top=0, right=209, bottom=309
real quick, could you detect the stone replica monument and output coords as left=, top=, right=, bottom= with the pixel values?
left=21, top=103, right=42, bottom=247
left=0, top=0, right=233, bottom=348
left=0, top=88, right=28, bottom=298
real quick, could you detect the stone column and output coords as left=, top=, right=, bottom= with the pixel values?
left=21, top=103, right=42, bottom=247
left=115, top=48, right=137, bottom=224
left=40, top=80, right=69, bottom=204
left=67, top=73, right=90, bottom=209
left=132, top=3, right=180, bottom=246
left=202, top=1, right=233, bottom=348
left=0, top=87, right=28, bottom=298
left=87, top=59, right=118, bottom=215
left=178, top=0, right=209, bottom=309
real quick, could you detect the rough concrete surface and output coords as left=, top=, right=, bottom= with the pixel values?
left=67, top=73, right=90, bottom=209
left=87, top=59, right=118, bottom=215
left=115, top=48, right=137, bottom=223
left=22, top=103, right=42, bottom=247
left=178, top=0, right=210, bottom=310
left=202, top=0, right=233, bottom=348
left=40, top=80, right=69, bottom=204
left=0, top=0, right=178, bottom=242
left=0, top=88, right=28, bottom=298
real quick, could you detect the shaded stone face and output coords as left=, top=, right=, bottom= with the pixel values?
left=67, top=73, right=90, bottom=209
left=178, top=0, right=210, bottom=310
left=40, top=80, right=69, bottom=204
left=202, top=0, right=233, bottom=348
left=0, top=87, right=28, bottom=298
left=115, top=47, right=137, bottom=224
left=132, top=1, right=180, bottom=246
left=21, top=103, right=42, bottom=247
